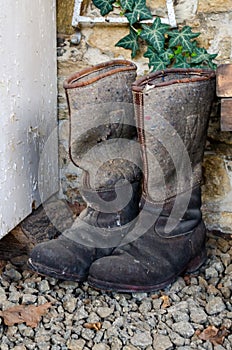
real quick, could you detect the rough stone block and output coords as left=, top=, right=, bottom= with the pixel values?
left=202, top=210, right=232, bottom=235
left=202, top=154, right=232, bottom=234
left=202, top=155, right=231, bottom=200
left=86, top=26, right=132, bottom=59
left=220, top=98, right=232, bottom=131
left=216, top=64, right=232, bottom=97
left=175, top=0, right=198, bottom=22
left=198, top=0, right=232, bottom=13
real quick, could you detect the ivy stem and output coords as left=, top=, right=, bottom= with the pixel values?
left=130, top=25, right=140, bottom=35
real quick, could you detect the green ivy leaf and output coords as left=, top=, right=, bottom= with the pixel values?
left=120, top=0, right=135, bottom=12
left=169, top=26, right=200, bottom=53
left=191, top=40, right=198, bottom=48
left=116, top=28, right=139, bottom=58
left=173, top=54, right=191, bottom=68
left=161, top=48, right=174, bottom=63
left=144, top=46, right=155, bottom=60
left=92, top=0, right=115, bottom=16
left=125, top=0, right=152, bottom=25
left=92, top=0, right=217, bottom=71
left=150, top=53, right=169, bottom=71
left=174, top=45, right=183, bottom=55
left=190, top=47, right=218, bottom=65
left=207, top=61, right=217, bottom=70
left=144, top=47, right=172, bottom=70
left=140, top=18, right=170, bottom=53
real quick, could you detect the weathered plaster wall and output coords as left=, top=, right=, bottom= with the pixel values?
left=57, top=0, right=232, bottom=234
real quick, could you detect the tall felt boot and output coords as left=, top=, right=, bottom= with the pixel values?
left=88, top=68, right=216, bottom=292
left=28, top=60, right=142, bottom=281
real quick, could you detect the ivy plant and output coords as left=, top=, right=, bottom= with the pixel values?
left=92, top=0, right=217, bottom=71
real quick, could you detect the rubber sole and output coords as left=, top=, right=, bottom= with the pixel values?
left=88, top=249, right=208, bottom=293
left=27, top=258, right=87, bottom=282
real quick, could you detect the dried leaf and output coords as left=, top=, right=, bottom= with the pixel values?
left=199, top=325, right=219, bottom=340
left=84, top=322, right=102, bottom=331
left=160, top=295, right=171, bottom=308
left=0, top=302, right=52, bottom=328
left=198, top=325, right=229, bottom=345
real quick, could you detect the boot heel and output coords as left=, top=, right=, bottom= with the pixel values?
left=185, top=248, right=207, bottom=273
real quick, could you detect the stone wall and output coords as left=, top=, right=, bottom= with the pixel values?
left=57, top=0, right=232, bottom=234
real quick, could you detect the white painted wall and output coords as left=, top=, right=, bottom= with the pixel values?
left=0, top=0, right=58, bottom=238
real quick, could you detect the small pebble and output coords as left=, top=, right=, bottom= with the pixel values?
left=3, top=268, right=22, bottom=281
left=153, top=334, right=173, bottom=350
left=130, top=331, right=153, bottom=347
left=67, top=338, right=86, bottom=350
left=96, top=307, right=114, bottom=318
left=172, top=321, right=195, bottom=338
left=206, top=297, right=226, bottom=315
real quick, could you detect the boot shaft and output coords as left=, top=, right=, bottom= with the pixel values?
left=132, top=68, right=216, bottom=203
left=63, top=60, right=138, bottom=169
left=63, top=60, right=143, bottom=224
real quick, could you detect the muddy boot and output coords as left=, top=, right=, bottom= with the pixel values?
left=28, top=60, right=142, bottom=281
left=88, top=68, right=216, bottom=292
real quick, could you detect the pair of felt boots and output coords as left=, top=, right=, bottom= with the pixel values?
left=28, top=60, right=216, bottom=292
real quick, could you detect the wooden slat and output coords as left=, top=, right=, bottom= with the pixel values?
left=216, top=64, right=232, bottom=97
left=221, top=98, right=232, bottom=131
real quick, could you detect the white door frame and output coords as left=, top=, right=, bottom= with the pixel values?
left=0, top=0, right=58, bottom=238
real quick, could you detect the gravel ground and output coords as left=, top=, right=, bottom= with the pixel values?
left=0, top=232, right=231, bottom=350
